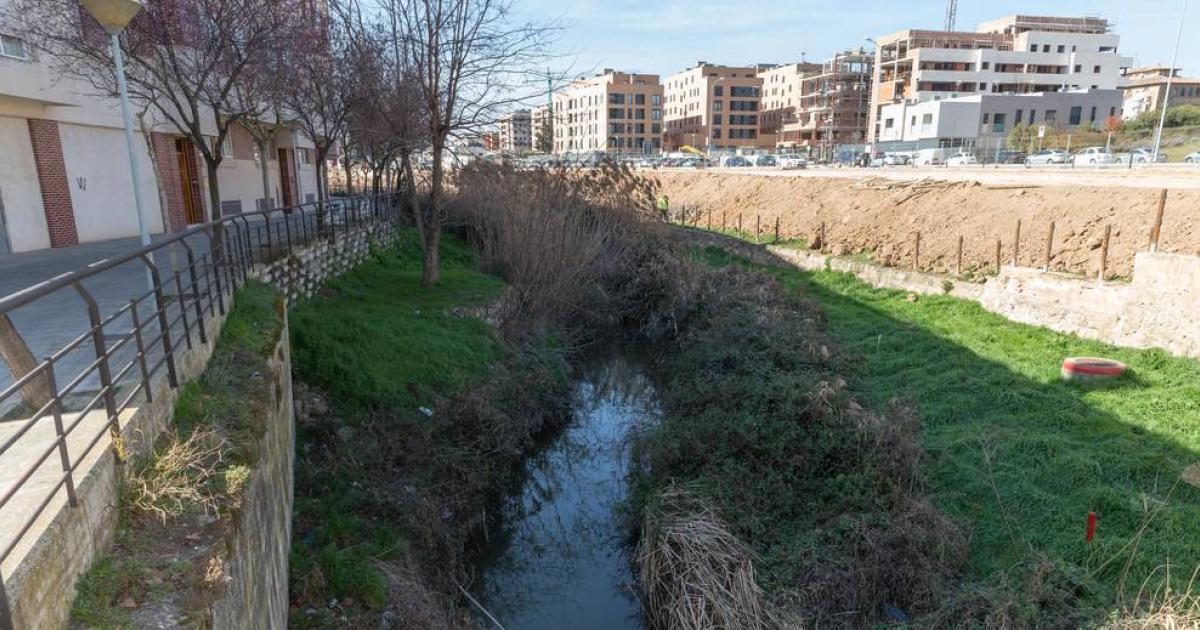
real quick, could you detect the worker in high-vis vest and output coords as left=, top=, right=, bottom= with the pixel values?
left=657, top=195, right=669, bottom=221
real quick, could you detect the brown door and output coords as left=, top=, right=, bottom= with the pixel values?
left=278, top=149, right=296, bottom=208
left=174, top=137, right=204, bottom=224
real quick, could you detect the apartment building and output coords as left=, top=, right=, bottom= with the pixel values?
left=498, top=109, right=532, bottom=154
left=552, top=70, right=664, bottom=155
left=0, top=7, right=320, bottom=254
left=1121, top=67, right=1200, bottom=120
left=876, top=90, right=1123, bottom=151
left=868, top=15, right=1133, bottom=145
left=760, top=50, right=873, bottom=159
left=663, top=62, right=773, bottom=151
left=530, top=104, right=554, bottom=153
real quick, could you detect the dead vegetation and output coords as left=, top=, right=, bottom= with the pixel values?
left=638, top=486, right=775, bottom=630
left=122, top=427, right=234, bottom=523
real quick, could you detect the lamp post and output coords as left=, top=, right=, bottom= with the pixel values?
left=1152, top=0, right=1189, bottom=163
left=79, top=0, right=151, bottom=287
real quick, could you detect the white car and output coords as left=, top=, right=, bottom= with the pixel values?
left=1073, top=147, right=1113, bottom=165
left=945, top=152, right=978, bottom=166
left=1115, top=148, right=1167, bottom=164
left=1185, top=151, right=1200, bottom=163
left=1024, top=149, right=1069, bottom=165
left=778, top=155, right=808, bottom=169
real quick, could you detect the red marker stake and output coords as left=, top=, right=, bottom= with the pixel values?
left=1086, top=511, right=1097, bottom=543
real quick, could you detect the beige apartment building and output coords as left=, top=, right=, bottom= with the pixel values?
left=530, top=104, right=554, bottom=153
left=1121, top=67, right=1200, bottom=120
left=868, top=15, right=1132, bottom=144
left=552, top=70, right=664, bottom=155
left=498, top=109, right=532, bottom=154
left=760, top=50, right=873, bottom=159
left=663, top=62, right=773, bottom=151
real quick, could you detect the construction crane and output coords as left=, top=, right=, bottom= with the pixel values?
left=945, top=0, right=958, bottom=31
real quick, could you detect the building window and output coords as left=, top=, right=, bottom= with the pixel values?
left=992, top=113, right=1007, bottom=133
left=1044, top=109, right=1057, bottom=123
left=712, top=101, right=723, bottom=111
left=1029, top=45, right=1037, bottom=52
left=1057, top=45, right=1065, bottom=53
left=982, top=112, right=991, bottom=124
left=609, top=108, right=624, bottom=119
left=1074, top=64, right=1081, bottom=73
left=981, top=61, right=990, bottom=70
left=712, top=128, right=721, bottom=138
left=1029, top=110, right=1036, bottom=124
left=979, top=82, right=987, bottom=91
left=1069, top=106, right=1082, bottom=125
left=730, top=86, right=759, bottom=97
left=609, top=93, right=625, bottom=104
left=1015, top=109, right=1024, bottom=124
left=651, top=94, right=661, bottom=105
left=714, top=86, right=723, bottom=96
left=1042, top=44, right=1050, bottom=52
left=712, top=114, right=721, bottom=125
left=212, top=134, right=234, bottom=159
left=884, top=118, right=895, bottom=129
left=1090, top=106, right=1097, bottom=122
left=634, top=94, right=646, bottom=105
left=1093, top=65, right=1101, bottom=73
left=0, top=34, right=30, bottom=60
left=921, top=113, right=933, bottom=125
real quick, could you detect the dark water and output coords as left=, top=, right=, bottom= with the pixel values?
left=469, top=353, right=658, bottom=630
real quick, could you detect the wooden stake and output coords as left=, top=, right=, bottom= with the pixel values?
left=721, top=210, right=726, bottom=231
left=995, top=238, right=1002, bottom=274
left=1012, top=219, right=1021, bottom=266
left=956, top=235, right=963, bottom=276
left=1043, top=221, right=1055, bottom=271
left=1099, top=224, right=1112, bottom=282
left=914, top=231, right=921, bottom=270
left=820, top=221, right=826, bottom=252
left=774, top=217, right=781, bottom=242
left=756, top=215, right=761, bottom=242
left=707, top=211, right=712, bottom=230
left=1149, top=188, right=1166, bottom=252
left=737, top=213, right=743, bottom=234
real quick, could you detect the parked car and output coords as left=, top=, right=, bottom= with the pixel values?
left=884, top=153, right=911, bottom=166
left=913, top=148, right=952, bottom=166
left=720, top=155, right=752, bottom=167
left=866, top=151, right=888, bottom=167
left=1024, top=149, right=1069, bottom=165
left=750, top=154, right=777, bottom=167
left=984, top=150, right=1027, bottom=165
left=778, top=155, right=808, bottom=169
left=1072, top=147, right=1113, bottom=165
left=1185, top=151, right=1200, bottom=163
left=946, top=152, right=978, bottom=166
left=1115, top=147, right=1167, bottom=164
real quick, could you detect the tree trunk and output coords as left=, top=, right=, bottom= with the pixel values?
left=257, top=137, right=272, bottom=211
left=0, top=314, right=52, bottom=411
left=420, top=138, right=444, bottom=286
left=204, top=158, right=225, bottom=263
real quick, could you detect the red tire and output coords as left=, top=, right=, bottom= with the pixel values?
left=1061, top=357, right=1126, bottom=381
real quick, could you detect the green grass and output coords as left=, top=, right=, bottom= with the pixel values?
left=288, top=230, right=509, bottom=620
left=702, top=246, right=1200, bottom=603
left=290, top=230, right=505, bottom=416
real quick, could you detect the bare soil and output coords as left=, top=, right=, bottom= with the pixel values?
left=649, top=171, right=1200, bottom=277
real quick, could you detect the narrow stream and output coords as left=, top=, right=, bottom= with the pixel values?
left=470, top=352, right=658, bottom=629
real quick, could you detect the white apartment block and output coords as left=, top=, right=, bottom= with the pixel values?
left=498, top=109, right=532, bottom=154
left=877, top=90, right=1123, bottom=151
left=869, top=15, right=1133, bottom=145
left=0, top=5, right=320, bottom=254
left=530, top=104, right=553, bottom=153
left=552, top=70, right=664, bottom=155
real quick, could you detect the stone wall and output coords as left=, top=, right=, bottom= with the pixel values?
left=208, top=312, right=293, bottom=629
left=676, top=227, right=1200, bottom=359
left=258, top=220, right=399, bottom=303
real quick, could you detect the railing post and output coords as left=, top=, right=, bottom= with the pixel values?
left=1, top=579, right=13, bottom=630
left=180, top=242, right=207, bottom=345
left=141, top=254, right=178, bottom=389
left=128, top=301, right=152, bottom=404
left=204, top=228, right=226, bottom=316
left=43, top=357, right=77, bottom=507
left=72, top=282, right=121, bottom=461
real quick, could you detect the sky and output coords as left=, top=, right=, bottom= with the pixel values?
left=512, top=0, right=1198, bottom=82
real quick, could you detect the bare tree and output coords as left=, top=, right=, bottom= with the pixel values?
left=384, top=0, right=555, bottom=286
left=7, top=0, right=305, bottom=224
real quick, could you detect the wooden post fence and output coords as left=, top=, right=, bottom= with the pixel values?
left=1044, top=221, right=1055, bottom=271
left=1012, top=219, right=1021, bottom=266
left=956, top=235, right=963, bottom=276
left=914, top=232, right=921, bottom=270
left=820, top=221, right=826, bottom=252
left=756, top=215, right=761, bottom=242
left=1149, top=188, right=1166, bottom=252
left=994, top=238, right=1002, bottom=274
left=774, top=217, right=781, bottom=243
left=1099, top=224, right=1112, bottom=282
left=737, top=213, right=742, bottom=234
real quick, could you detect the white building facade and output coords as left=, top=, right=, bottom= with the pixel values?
left=498, top=109, right=532, bottom=154
left=0, top=10, right=320, bottom=254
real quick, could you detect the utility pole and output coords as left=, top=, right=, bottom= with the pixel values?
left=1152, top=0, right=1189, bottom=163
left=944, top=0, right=958, bottom=31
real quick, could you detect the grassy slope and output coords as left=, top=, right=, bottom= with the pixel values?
left=290, top=230, right=505, bottom=416
left=288, top=230, right=507, bottom=616
left=704, top=246, right=1200, bottom=602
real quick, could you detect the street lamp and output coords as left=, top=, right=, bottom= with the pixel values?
left=79, top=0, right=152, bottom=286
left=1152, top=0, right=1189, bottom=163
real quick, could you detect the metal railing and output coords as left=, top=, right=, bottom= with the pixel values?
left=0, top=193, right=398, bottom=628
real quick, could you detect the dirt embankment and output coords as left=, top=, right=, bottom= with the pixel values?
left=650, top=171, right=1200, bottom=277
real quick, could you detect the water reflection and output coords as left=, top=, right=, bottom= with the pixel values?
left=470, top=352, right=659, bottom=629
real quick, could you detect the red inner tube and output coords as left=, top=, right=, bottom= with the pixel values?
left=1062, top=357, right=1126, bottom=376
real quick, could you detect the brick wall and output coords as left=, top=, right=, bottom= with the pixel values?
left=150, top=133, right=188, bottom=232
left=26, top=119, right=79, bottom=248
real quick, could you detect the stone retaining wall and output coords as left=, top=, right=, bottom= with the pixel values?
left=258, top=221, right=399, bottom=303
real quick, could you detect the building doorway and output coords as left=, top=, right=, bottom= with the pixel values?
left=277, top=148, right=296, bottom=209
left=174, top=137, right=205, bottom=224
